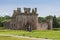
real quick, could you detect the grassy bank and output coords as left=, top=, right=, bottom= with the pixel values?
left=0, top=27, right=60, bottom=40
left=0, top=36, right=30, bottom=40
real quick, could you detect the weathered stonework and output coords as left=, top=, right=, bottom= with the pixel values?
left=3, top=8, right=53, bottom=30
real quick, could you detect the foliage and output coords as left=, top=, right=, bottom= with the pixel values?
left=57, top=17, right=60, bottom=27
left=53, top=15, right=60, bottom=28
left=0, top=15, right=60, bottom=28
left=38, top=15, right=60, bottom=28
left=0, top=15, right=11, bottom=27
left=38, top=17, right=46, bottom=22
left=45, top=15, right=53, bottom=19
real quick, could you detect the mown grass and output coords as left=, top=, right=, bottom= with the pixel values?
left=0, top=36, right=30, bottom=40
left=0, top=27, right=60, bottom=40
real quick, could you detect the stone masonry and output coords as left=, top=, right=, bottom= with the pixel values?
left=3, top=8, right=53, bottom=30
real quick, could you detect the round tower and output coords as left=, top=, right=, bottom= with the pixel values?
left=47, top=18, right=53, bottom=30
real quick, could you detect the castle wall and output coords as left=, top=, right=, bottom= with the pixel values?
left=37, top=22, right=48, bottom=30
left=3, top=8, right=53, bottom=30
left=3, top=22, right=10, bottom=29
left=15, top=14, right=38, bottom=30
left=47, top=19, right=53, bottom=30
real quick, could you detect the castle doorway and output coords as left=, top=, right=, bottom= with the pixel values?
left=48, top=24, right=51, bottom=30
left=24, top=22, right=32, bottom=32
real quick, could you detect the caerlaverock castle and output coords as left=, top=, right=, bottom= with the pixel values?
left=4, top=8, right=53, bottom=30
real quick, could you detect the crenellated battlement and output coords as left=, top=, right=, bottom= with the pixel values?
left=13, top=8, right=37, bottom=14
left=24, top=8, right=31, bottom=14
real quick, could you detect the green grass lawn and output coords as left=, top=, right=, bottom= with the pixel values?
left=0, top=27, right=60, bottom=40
left=0, top=36, right=30, bottom=40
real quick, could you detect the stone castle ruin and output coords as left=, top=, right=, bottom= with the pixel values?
left=4, top=8, right=53, bottom=31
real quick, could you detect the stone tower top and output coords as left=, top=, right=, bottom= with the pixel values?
left=24, top=8, right=31, bottom=14
left=13, top=8, right=37, bottom=14
left=17, top=8, right=21, bottom=13
left=14, top=10, right=17, bottom=13
left=32, top=8, right=37, bottom=14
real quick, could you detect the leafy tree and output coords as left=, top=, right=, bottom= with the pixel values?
left=53, top=15, right=59, bottom=28
left=57, top=17, right=60, bottom=28
left=57, top=17, right=60, bottom=23
left=46, top=15, right=53, bottom=19
left=0, top=17, right=4, bottom=27
left=0, top=15, right=11, bottom=27
left=38, top=17, right=46, bottom=22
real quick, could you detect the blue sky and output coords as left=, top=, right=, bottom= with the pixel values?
left=0, top=0, right=60, bottom=17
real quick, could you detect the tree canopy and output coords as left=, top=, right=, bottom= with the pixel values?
left=0, top=15, right=11, bottom=27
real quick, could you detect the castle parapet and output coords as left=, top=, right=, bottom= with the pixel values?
left=32, top=8, right=37, bottom=14
left=13, top=8, right=37, bottom=14
left=12, top=10, right=17, bottom=17
left=14, top=10, right=17, bottom=13
left=24, top=8, right=31, bottom=14
left=17, top=8, right=21, bottom=13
